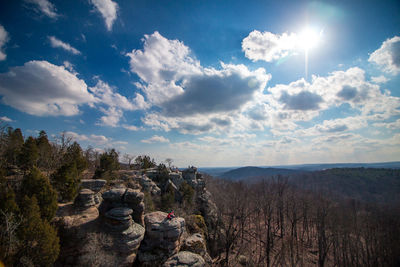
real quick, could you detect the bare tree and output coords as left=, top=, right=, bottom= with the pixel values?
left=123, top=153, right=135, bottom=169
left=165, top=158, right=173, bottom=169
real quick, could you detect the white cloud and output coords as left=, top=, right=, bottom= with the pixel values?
left=242, top=30, right=298, bottom=62
left=369, top=36, right=400, bottom=74
left=90, top=0, right=118, bottom=31
left=371, top=75, right=389, bottom=84
left=122, top=124, right=139, bottom=131
left=141, top=135, right=170, bottom=144
left=25, top=0, right=58, bottom=18
left=128, top=31, right=271, bottom=134
left=373, top=119, right=400, bottom=130
left=90, top=79, right=150, bottom=127
left=0, top=25, right=9, bottom=61
left=64, top=131, right=127, bottom=148
left=0, top=116, right=13, bottom=122
left=0, top=60, right=95, bottom=116
left=97, top=106, right=123, bottom=127
left=48, top=36, right=81, bottom=55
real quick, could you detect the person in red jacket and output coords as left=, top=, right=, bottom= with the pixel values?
left=167, top=210, right=175, bottom=220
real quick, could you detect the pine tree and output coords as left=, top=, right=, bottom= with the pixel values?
left=0, top=169, right=19, bottom=214
left=36, top=130, right=52, bottom=170
left=18, top=196, right=60, bottom=267
left=4, top=128, right=24, bottom=166
left=51, top=162, right=79, bottom=202
left=18, top=136, right=39, bottom=171
left=20, top=167, right=58, bottom=221
left=64, top=142, right=87, bottom=174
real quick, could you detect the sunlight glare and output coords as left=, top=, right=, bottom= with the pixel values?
left=299, top=27, right=321, bottom=51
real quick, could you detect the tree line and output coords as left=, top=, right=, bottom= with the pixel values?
left=205, top=175, right=400, bottom=266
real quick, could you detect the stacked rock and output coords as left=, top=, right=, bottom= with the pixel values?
left=139, top=175, right=161, bottom=195
left=163, top=251, right=205, bottom=267
left=80, top=179, right=106, bottom=192
left=123, top=189, right=145, bottom=225
left=137, top=211, right=185, bottom=266
left=101, top=186, right=145, bottom=226
left=105, top=207, right=146, bottom=266
left=105, top=207, right=134, bottom=231
left=74, top=189, right=96, bottom=208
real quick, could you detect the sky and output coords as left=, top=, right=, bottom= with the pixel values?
left=0, top=0, right=399, bottom=167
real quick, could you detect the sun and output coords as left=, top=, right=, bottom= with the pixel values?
left=298, top=27, right=321, bottom=51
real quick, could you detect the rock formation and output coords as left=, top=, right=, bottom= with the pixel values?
left=105, top=207, right=145, bottom=266
left=181, top=233, right=212, bottom=265
left=139, top=174, right=161, bottom=195
left=101, top=186, right=145, bottom=225
left=137, top=211, right=185, bottom=266
left=74, top=189, right=97, bottom=208
left=163, top=251, right=205, bottom=267
left=80, top=179, right=106, bottom=193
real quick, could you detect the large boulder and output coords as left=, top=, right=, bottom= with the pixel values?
left=163, top=251, right=205, bottom=267
left=137, top=211, right=185, bottom=266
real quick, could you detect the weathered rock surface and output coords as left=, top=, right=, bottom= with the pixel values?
left=101, top=187, right=145, bottom=226
left=137, top=211, right=185, bottom=266
left=105, top=207, right=133, bottom=231
left=139, top=175, right=161, bottom=195
left=80, top=179, right=106, bottom=193
left=162, top=251, right=205, bottom=267
left=74, top=189, right=96, bottom=208
left=181, top=233, right=212, bottom=265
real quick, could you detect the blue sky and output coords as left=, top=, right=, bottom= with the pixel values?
left=0, top=0, right=399, bottom=167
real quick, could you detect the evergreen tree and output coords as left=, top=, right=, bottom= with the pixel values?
left=0, top=169, right=19, bottom=214
left=64, top=142, right=87, bottom=174
left=179, top=181, right=195, bottom=206
left=161, top=183, right=175, bottom=212
left=94, top=149, right=119, bottom=180
left=17, top=196, right=60, bottom=267
left=4, top=128, right=24, bottom=166
left=36, top=130, right=52, bottom=170
left=20, top=167, right=58, bottom=221
left=134, top=155, right=156, bottom=169
left=51, top=162, right=79, bottom=202
left=18, top=136, right=39, bottom=171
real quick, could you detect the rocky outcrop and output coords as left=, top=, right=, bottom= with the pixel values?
left=181, top=233, right=212, bottom=265
left=137, top=211, right=185, bottom=266
left=80, top=179, right=106, bottom=193
left=139, top=175, right=161, bottom=195
left=196, top=190, right=218, bottom=228
left=101, top=186, right=145, bottom=225
left=105, top=207, right=145, bottom=266
left=163, top=251, right=205, bottom=267
left=74, top=189, right=97, bottom=208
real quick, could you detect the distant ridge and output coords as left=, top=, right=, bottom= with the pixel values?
left=219, top=166, right=301, bottom=180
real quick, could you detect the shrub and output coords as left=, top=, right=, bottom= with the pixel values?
left=51, top=163, right=79, bottom=202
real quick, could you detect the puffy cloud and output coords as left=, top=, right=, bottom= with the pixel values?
left=141, top=135, right=170, bottom=144
left=0, top=25, right=9, bottom=61
left=0, top=60, right=95, bottom=116
left=0, top=116, right=13, bottom=122
left=369, top=36, right=400, bottom=74
left=48, top=36, right=81, bottom=55
left=371, top=75, right=389, bottom=84
left=90, top=0, right=118, bottom=31
left=279, top=91, right=323, bottom=110
left=128, top=32, right=270, bottom=134
left=97, top=106, right=123, bottom=127
left=373, top=119, right=400, bottom=130
left=90, top=80, right=149, bottom=127
left=24, top=0, right=58, bottom=18
left=122, top=124, right=139, bottom=131
left=242, top=30, right=298, bottom=62
left=266, top=67, right=400, bottom=124
left=161, top=64, right=269, bottom=116
left=64, top=131, right=109, bottom=145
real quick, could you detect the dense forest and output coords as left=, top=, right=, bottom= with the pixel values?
left=0, top=124, right=399, bottom=266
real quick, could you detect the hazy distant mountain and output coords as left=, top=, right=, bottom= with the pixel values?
left=219, top=166, right=302, bottom=180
